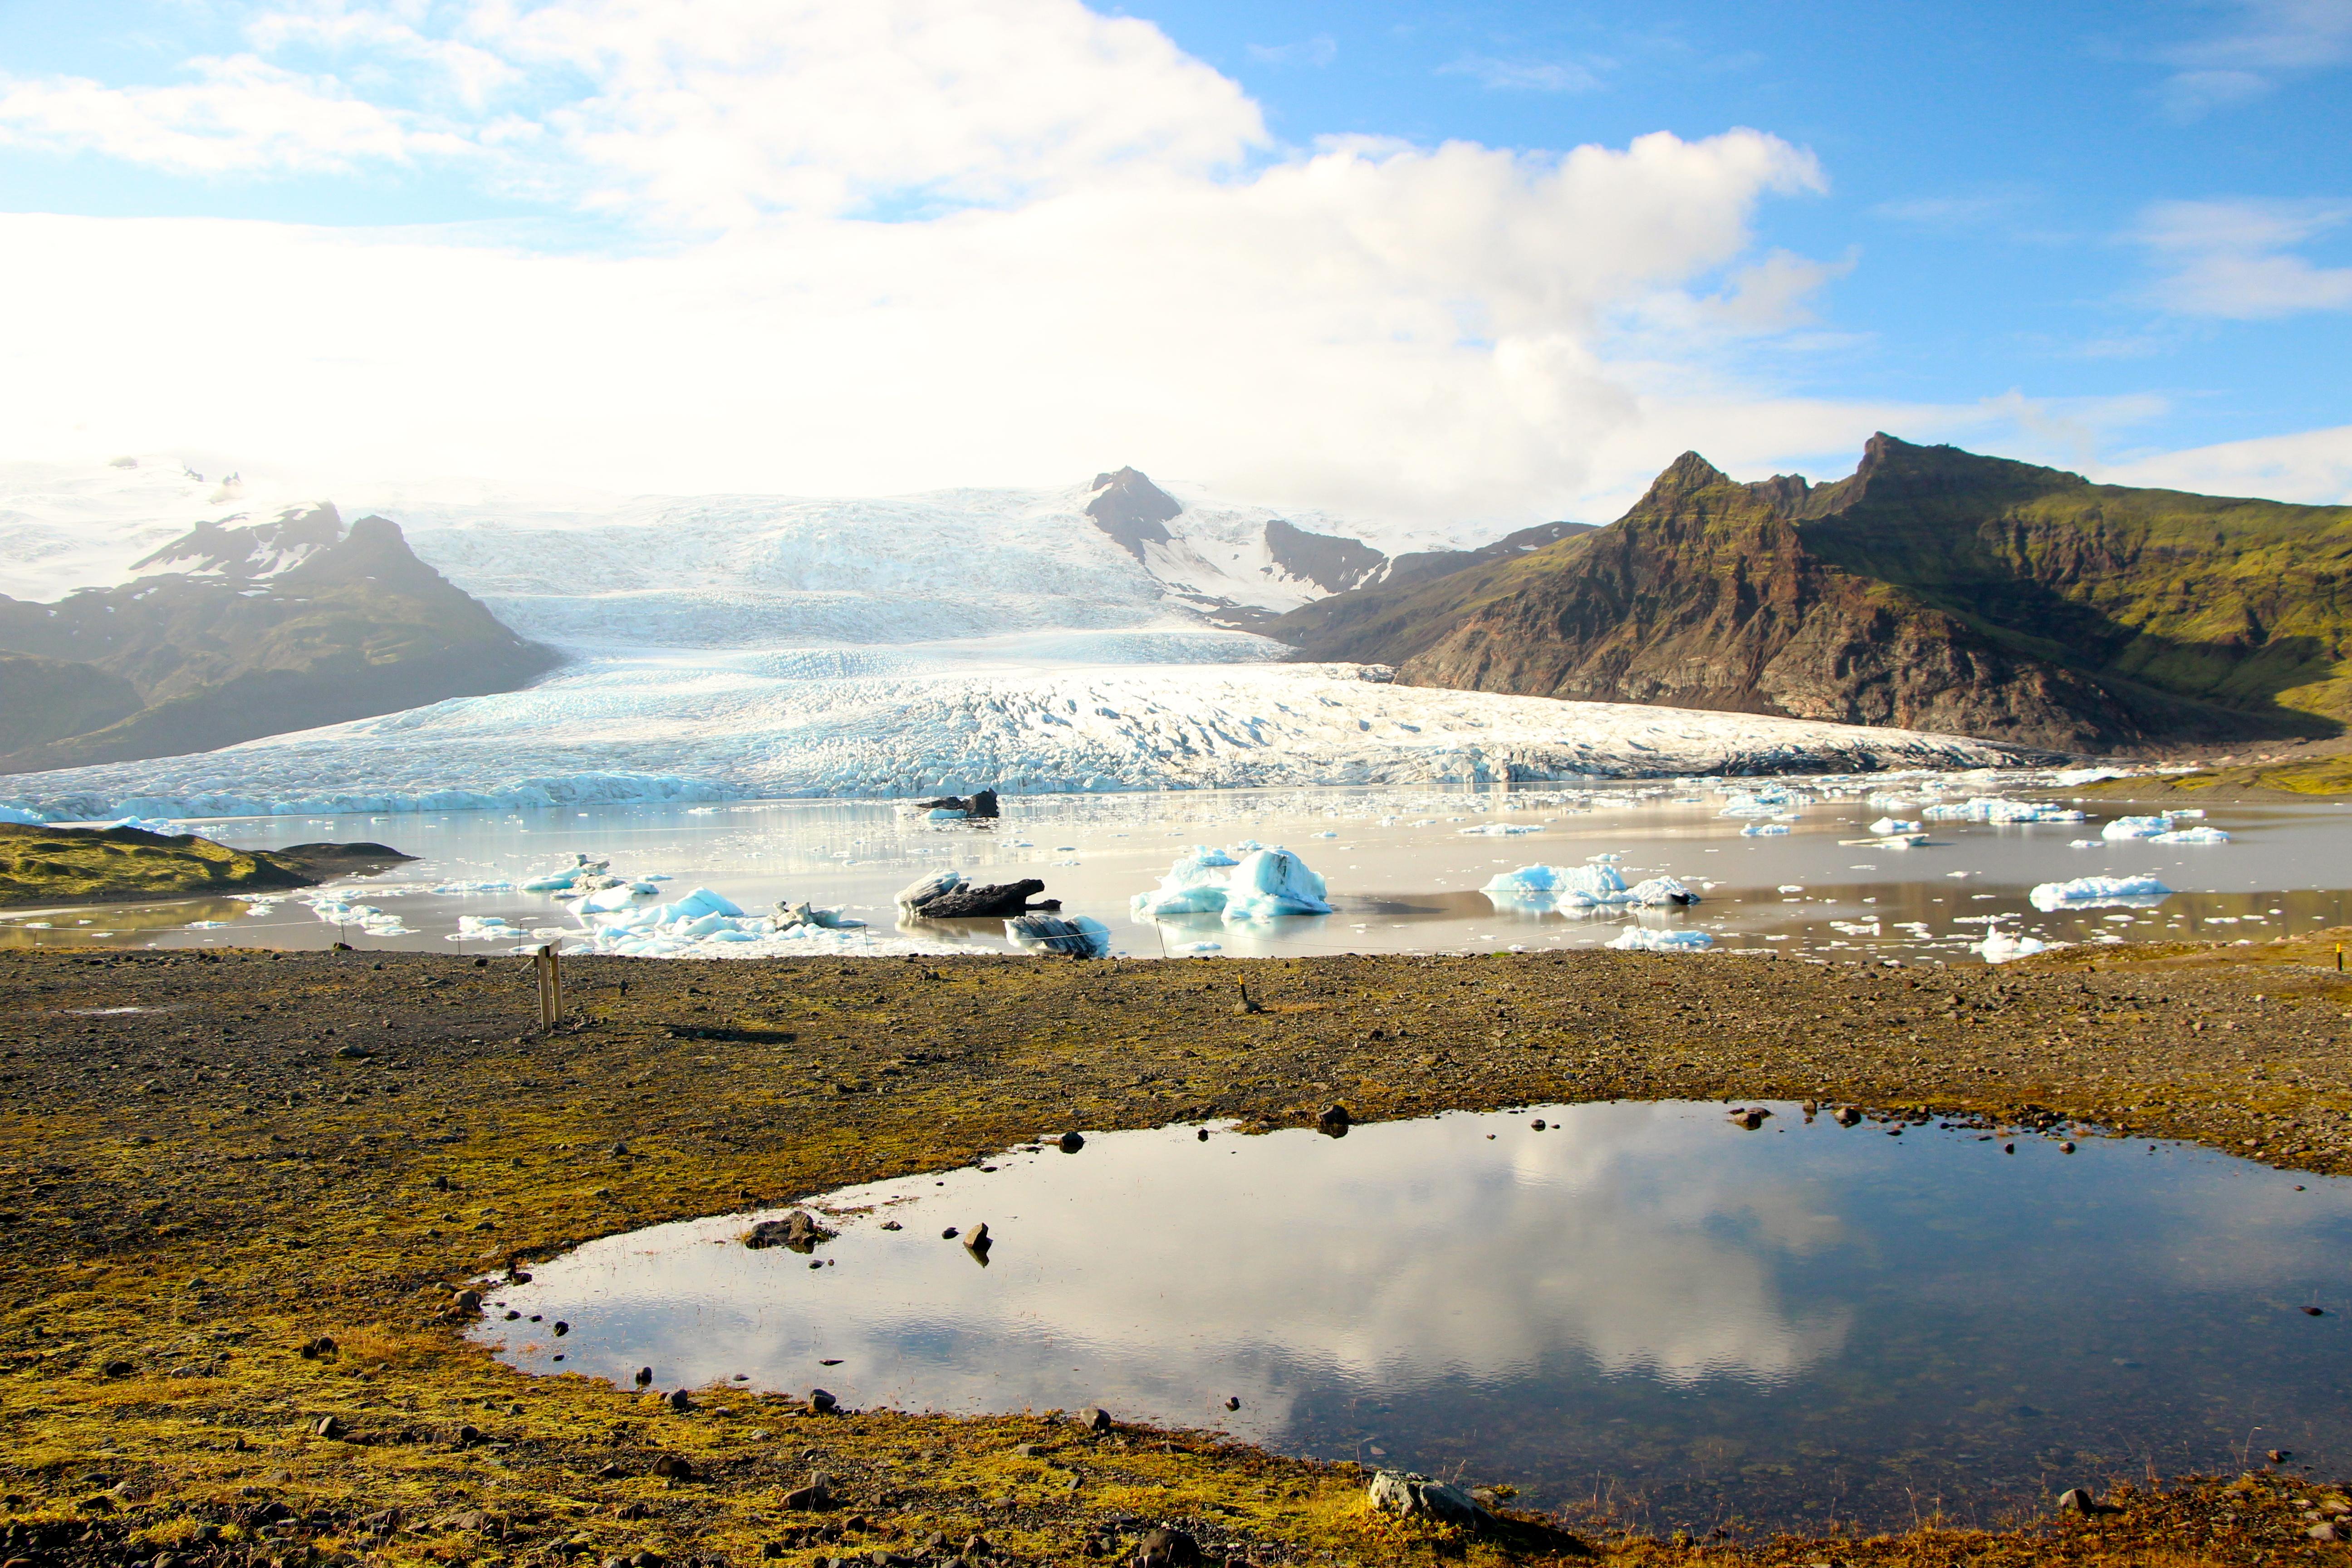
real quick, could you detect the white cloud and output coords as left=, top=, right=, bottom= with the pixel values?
left=2138, top=198, right=2352, bottom=318
left=2102, top=422, right=2352, bottom=504
left=0, top=126, right=1841, bottom=526
left=1245, top=35, right=1338, bottom=69
left=0, top=53, right=469, bottom=175
left=1439, top=54, right=1611, bottom=93
left=0, top=0, right=1882, bottom=527
left=2157, top=0, right=2352, bottom=116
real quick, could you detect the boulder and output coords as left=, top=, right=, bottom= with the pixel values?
left=1368, top=1470, right=1484, bottom=1524
left=746, top=1210, right=837, bottom=1253
left=916, top=879, right=1053, bottom=919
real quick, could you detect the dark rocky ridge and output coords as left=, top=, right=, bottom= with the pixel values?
left=0, top=505, right=559, bottom=773
left=1084, top=467, right=1183, bottom=560
left=1270, top=435, right=2352, bottom=751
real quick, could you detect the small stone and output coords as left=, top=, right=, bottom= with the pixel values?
left=808, top=1388, right=838, bottom=1414
left=962, top=1535, right=992, bottom=1558
left=1133, top=1528, right=1199, bottom=1567
left=100, top=1359, right=135, bottom=1378
left=2056, top=1487, right=2103, bottom=1515
left=2313, top=1523, right=2342, bottom=1542
left=2307, top=1306, right=2327, bottom=1316
left=2061, top=1141, right=2077, bottom=1154
left=1531, top=1118, right=1546, bottom=1131
left=880, top=1220, right=902, bottom=1230
left=941, top=1226, right=960, bottom=1240
left=1225, top=1396, right=1240, bottom=1411
left=2269, top=1448, right=2293, bottom=1462
left=634, top=1367, right=654, bottom=1386
left=311, top=1415, right=348, bottom=1440
left=554, top=1321, right=569, bottom=1336
left=1058, top=1132, right=1086, bottom=1153
left=1316, top=1104, right=1352, bottom=1137
left=1196, top=1128, right=1209, bottom=1142
left=666, top=1388, right=694, bottom=1411
left=1013, top=1443, right=1040, bottom=1458
left=1834, top=1106, right=1862, bottom=1127
left=963, top=1222, right=992, bottom=1253
left=1077, top=1405, right=1112, bottom=1431
left=650, top=1454, right=695, bottom=1481
left=452, top=1289, right=483, bottom=1316
left=597, top=1462, right=627, bottom=1480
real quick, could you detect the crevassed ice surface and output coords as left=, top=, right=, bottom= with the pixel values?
left=477, top=1102, right=2352, bottom=1535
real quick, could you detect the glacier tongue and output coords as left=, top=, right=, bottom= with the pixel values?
left=0, top=648, right=2024, bottom=820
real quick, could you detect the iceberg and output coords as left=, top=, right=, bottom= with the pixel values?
left=1868, top=817, right=1922, bottom=835
left=2101, top=815, right=2171, bottom=840
left=1132, top=843, right=1329, bottom=922
left=1623, top=876, right=1698, bottom=907
left=1607, top=927, right=1713, bottom=952
left=1480, top=863, right=1624, bottom=899
left=2029, top=875, right=2174, bottom=911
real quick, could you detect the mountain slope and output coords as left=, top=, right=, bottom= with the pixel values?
left=0, top=506, right=557, bottom=773
left=1269, top=436, right=2352, bottom=751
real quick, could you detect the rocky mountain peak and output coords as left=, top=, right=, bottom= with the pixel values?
left=131, top=502, right=348, bottom=580
left=1084, top=467, right=1183, bottom=560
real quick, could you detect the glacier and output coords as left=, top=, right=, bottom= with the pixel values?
left=0, top=457, right=2034, bottom=818
left=0, top=651, right=2022, bottom=822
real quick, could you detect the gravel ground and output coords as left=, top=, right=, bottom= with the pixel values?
left=5, top=936, right=2352, bottom=1568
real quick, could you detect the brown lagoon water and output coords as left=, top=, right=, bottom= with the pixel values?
left=6, top=777, right=2348, bottom=966
left=476, top=1101, right=2352, bottom=1535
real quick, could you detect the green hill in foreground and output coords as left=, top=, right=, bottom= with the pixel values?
left=1272, top=434, right=2352, bottom=752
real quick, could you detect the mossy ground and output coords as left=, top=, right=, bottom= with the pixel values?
left=0, top=825, right=312, bottom=911
left=6, top=942, right=2352, bottom=1568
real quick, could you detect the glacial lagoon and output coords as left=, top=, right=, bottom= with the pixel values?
left=4, top=774, right=2347, bottom=966
left=475, top=1101, right=2352, bottom=1535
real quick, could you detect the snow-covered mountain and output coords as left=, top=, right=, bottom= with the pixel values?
left=0, top=456, right=1500, bottom=652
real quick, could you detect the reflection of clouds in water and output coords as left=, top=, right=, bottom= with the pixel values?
left=481, top=1103, right=1855, bottom=1434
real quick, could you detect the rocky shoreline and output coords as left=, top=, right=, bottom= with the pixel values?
left=5, top=939, right=2351, bottom=1567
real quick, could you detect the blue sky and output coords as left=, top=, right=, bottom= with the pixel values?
left=0, top=0, right=2346, bottom=522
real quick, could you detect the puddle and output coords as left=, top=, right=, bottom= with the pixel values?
left=480, top=1102, right=2352, bottom=1534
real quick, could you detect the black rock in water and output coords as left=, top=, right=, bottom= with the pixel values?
left=746, top=1210, right=837, bottom=1253
left=917, top=879, right=1051, bottom=918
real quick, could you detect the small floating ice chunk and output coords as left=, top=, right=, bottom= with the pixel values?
left=448, top=914, right=522, bottom=940
left=1456, top=823, right=1541, bottom=836
left=897, top=869, right=966, bottom=909
left=1975, top=928, right=2062, bottom=963
left=1742, top=823, right=1791, bottom=837
left=2101, top=815, right=2171, bottom=840
left=1868, top=817, right=1922, bottom=835
left=1607, top=927, right=1714, bottom=952
left=2150, top=826, right=2230, bottom=844
left=2029, top=875, right=2174, bottom=911
left=1007, top=913, right=1111, bottom=956
left=1624, top=876, right=1697, bottom=907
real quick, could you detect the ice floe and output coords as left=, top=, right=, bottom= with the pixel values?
left=2029, top=875, right=2174, bottom=911
left=1607, top=927, right=1713, bottom=952
left=1921, top=798, right=2087, bottom=824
